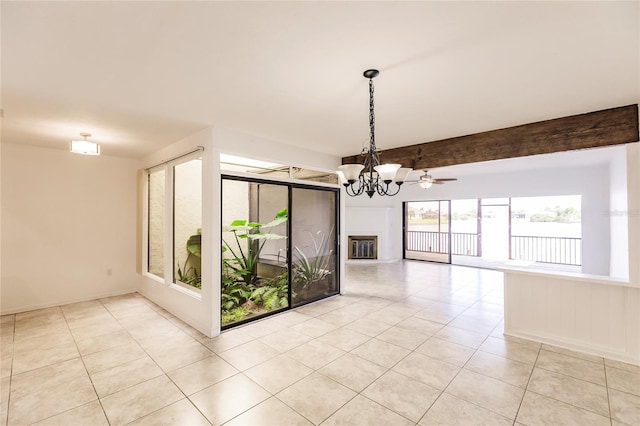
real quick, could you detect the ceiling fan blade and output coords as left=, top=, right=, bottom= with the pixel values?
left=432, top=178, right=458, bottom=182
left=432, top=181, right=445, bottom=184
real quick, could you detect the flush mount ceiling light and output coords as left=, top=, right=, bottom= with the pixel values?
left=70, top=132, right=100, bottom=155
left=337, top=69, right=412, bottom=198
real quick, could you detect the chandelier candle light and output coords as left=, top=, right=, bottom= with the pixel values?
left=338, top=69, right=412, bottom=198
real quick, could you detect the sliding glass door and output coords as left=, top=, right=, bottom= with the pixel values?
left=221, top=176, right=339, bottom=328
left=404, top=200, right=451, bottom=263
left=291, top=188, right=338, bottom=307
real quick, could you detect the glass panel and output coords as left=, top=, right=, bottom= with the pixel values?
left=147, top=169, right=165, bottom=277
left=510, top=195, right=582, bottom=266
left=291, top=167, right=339, bottom=184
left=451, top=199, right=479, bottom=257
left=405, top=201, right=449, bottom=263
left=221, top=179, right=289, bottom=326
left=173, top=158, right=202, bottom=290
left=291, top=188, right=338, bottom=306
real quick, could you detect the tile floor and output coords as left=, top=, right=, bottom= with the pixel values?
left=1, top=261, right=639, bottom=425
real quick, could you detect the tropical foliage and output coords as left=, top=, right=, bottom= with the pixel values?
left=221, top=209, right=288, bottom=324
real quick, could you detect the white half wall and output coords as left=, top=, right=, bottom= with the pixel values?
left=1, top=143, right=141, bottom=314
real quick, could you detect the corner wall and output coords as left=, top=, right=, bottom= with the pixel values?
left=1, top=143, right=141, bottom=313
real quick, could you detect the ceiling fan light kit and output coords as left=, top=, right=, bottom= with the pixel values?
left=338, top=69, right=412, bottom=198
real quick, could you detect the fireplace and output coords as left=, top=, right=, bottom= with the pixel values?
left=348, top=235, right=377, bottom=259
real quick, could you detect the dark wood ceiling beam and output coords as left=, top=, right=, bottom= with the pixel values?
left=341, top=104, right=639, bottom=169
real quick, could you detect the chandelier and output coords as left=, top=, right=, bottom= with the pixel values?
left=338, top=69, right=412, bottom=198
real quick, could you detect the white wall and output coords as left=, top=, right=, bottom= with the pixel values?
left=140, top=127, right=341, bottom=337
left=139, top=128, right=215, bottom=336
left=1, top=143, right=141, bottom=313
left=609, top=146, right=629, bottom=279
left=346, top=159, right=612, bottom=275
left=627, top=142, right=640, bottom=284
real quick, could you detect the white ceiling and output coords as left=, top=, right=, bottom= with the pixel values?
left=2, top=1, right=638, bottom=159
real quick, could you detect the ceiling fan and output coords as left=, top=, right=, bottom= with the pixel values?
left=411, top=170, right=458, bottom=188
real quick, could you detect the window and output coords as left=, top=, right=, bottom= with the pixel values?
left=173, top=158, right=202, bottom=289
left=147, top=168, right=165, bottom=278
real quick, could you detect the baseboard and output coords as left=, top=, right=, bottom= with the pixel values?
left=505, top=329, right=640, bottom=366
left=0, top=287, right=140, bottom=316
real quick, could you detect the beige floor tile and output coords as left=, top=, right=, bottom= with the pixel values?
left=446, top=369, right=524, bottom=420
left=83, top=340, right=147, bottom=374
left=128, top=398, right=210, bottom=426
left=393, top=351, right=460, bottom=390
left=376, top=326, right=429, bottom=350
left=541, top=344, right=604, bottom=364
left=351, top=338, right=410, bottom=368
left=516, top=391, right=610, bottom=426
left=365, top=304, right=419, bottom=325
left=536, top=349, right=606, bottom=385
left=219, top=339, right=280, bottom=371
left=245, top=354, right=312, bottom=393
left=291, top=318, right=339, bottom=338
left=318, top=307, right=365, bottom=326
left=91, top=356, right=163, bottom=397
left=607, top=365, right=640, bottom=396
left=133, top=328, right=196, bottom=354
left=12, top=329, right=75, bottom=354
left=0, top=315, right=14, bottom=325
left=10, top=358, right=87, bottom=400
left=259, top=328, right=313, bottom=352
left=344, top=317, right=392, bottom=337
left=319, top=353, right=387, bottom=392
left=65, top=313, right=116, bottom=330
left=394, top=316, right=443, bottom=336
left=32, top=400, right=109, bottom=426
left=286, top=340, right=345, bottom=370
left=149, top=340, right=213, bottom=372
left=415, top=337, right=475, bottom=367
left=316, top=328, right=370, bottom=352
left=11, top=342, right=79, bottom=375
left=13, top=322, right=69, bottom=343
left=204, top=328, right=255, bottom=353
left=420, top=393, right=512, bottom=426
left=75, top=329, right=136, bottom=356
left=606, top=358, right=640, bottom=374
left=168, top=355, right=239, bottom=395
left=479, top=336, right=539, bottom=365
left=70, top=320, right=124, bottom=341
left=448, top=312, right=502, bottom=334
left=323, top=394, right=414, bottom=426
left=434, top=325, right=488, bottom=349
left=100, top=375, right=183, bottom=426
left=0, top=400, right=6, bottom=426
left=0, top=355, right=11, bottom=379
left=277, top=372, right=356, bottom=425
left=358, top=296, right=394, bottom=309
left=528, top=367, right=609, bottom=417
left=609, top=388, right=640, bottom=425
left=226, top=396, right=313, bottom=426
left=362, top=371, right=440, bottom=422
left=414, top=302, right=466, bottom=324
left=465, top=351, right=533, bottom=388
left=0, top=377, right=9, bottom=404
left=190, top=373, right=270, bottom=425
left=8, top=376, right=97, bottom=425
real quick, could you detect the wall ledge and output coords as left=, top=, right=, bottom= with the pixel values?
left=500, top=265, right=637, bottom=289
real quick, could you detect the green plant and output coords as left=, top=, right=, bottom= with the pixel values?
left=221, top=307, right=249, bottom=324
left=293, top=227, right=334, bottom=291
left=177, top=228, right=202, bottom=288
left=250, top=271, right=289, bottom=311
left=222, top=208, right=287, bottom=286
